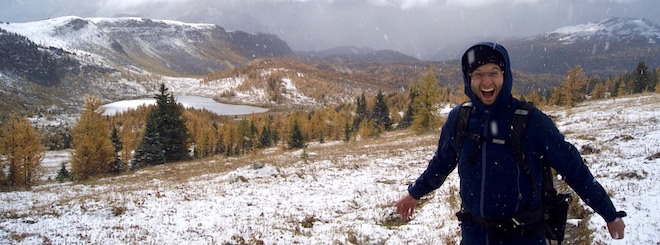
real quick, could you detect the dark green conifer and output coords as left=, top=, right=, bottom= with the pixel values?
left=132, top=84, right=189, bottom=168
left=288, top=120, right=306, bottom=149
left=55, top=162, right=71, bottom=182
left=371, top=90, right=392, bottom=131
left=109, top=126, right=125, bottom=174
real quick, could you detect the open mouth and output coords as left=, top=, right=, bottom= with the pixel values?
left=481, top=88, right=495, bottom=99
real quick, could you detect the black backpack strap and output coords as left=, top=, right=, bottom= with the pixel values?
left=510, top=102, right=537, bottom=209
left=511, top=102, right=535, bottom=175
left=453, top=102, right=473, bottom=155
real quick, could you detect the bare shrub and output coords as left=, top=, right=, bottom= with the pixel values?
left=112, top=206, right=127, bottom=216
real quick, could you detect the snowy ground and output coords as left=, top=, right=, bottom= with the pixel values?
left=1, top=94, right=658, bottom=244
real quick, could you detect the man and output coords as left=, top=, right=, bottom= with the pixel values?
left=395, top=42, right=626, bottom=244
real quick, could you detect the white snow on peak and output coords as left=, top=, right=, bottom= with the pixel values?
left=545, top=17, right=660, bottom=44
left=0, top=16, right=219, bottom=53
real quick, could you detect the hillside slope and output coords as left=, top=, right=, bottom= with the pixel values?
left=0, top=93, right=658, bottom=244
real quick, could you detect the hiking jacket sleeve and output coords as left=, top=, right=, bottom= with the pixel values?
left=527, top=109, right=619, bottom=223
left=407, top=106, right=460, bottom=200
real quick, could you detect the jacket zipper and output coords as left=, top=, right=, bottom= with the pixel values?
left=479, top=110, right=489, bottom=217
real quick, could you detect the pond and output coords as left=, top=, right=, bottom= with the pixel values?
left=102, top=95, right=269, bottom=116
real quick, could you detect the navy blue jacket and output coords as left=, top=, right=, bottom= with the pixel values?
left=407, top=42, right=618, bottom=244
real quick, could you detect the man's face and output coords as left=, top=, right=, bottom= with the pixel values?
left=469, top=63, right=504, bottom=106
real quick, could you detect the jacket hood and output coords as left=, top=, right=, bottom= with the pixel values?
left=461, top=42, right=513, bottom=111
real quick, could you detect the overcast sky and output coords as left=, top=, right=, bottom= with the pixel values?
left=1, top=0, right=658, bottom=59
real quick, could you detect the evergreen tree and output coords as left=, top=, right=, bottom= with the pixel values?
left=56, top=162, right=72, bottom=182
left=71, top=96, right=115, bottom=180
left=343, top=121, right=352, bottom=142
left=132, top=113, right=166, bottom=168
left=161, top=93, right=189, bottom=162
left=109, top=126, right=125, bottom=174
left=258, top=125, right=272, bottom=148
left=352, top=92, right=368, bottom=131
left=133, top=84, right=189, bottom=168
left=370, top=90, right=392, bottom=131
left=288, top=120, right=306, bottom=149
left=411, top=66, right=441, bottom=134
left=1, top=115, right=44, bottom=189
left=397, top=88, right=418, bottom=130
left=271, top=128, right=280, bottom=147
left=632, top=61, right=651, bottom=93
left=396, top=96, right=415, bottom=129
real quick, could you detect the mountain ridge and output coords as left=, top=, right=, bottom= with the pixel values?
left=0, top=16, right=657, bottom=118
left=1, top=16, right=293, bottom=77
left=503, top=17, right=660, bottom=75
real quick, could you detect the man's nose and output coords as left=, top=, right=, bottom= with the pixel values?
left=481, top=76, right=494, bottom=85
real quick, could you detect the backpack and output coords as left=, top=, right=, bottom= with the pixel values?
left=453, top=101, right=572, bottom=245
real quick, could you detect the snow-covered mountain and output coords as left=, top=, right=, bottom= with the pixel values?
left=0, top=16, right=292, bottom=76
left=0, top=16, right=301, bottom=115
left=504, top=17, right=660, bottom=75
left=542, top=17, right=660, bottom=45
left=0, top=16, right=658, bottom=119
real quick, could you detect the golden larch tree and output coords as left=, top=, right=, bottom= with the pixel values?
left=561, top=65, right=587, bottom=107
left=71, top=96, right=115, bottom=180
left=2, top=115, right=45, bottom=189
left=411, top=66, right=442, bottom=134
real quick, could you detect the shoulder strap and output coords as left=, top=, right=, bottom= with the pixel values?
left=511, top=102, right=550, bottom=209
left=511, top=101, right=535, bottom=176
left=453, top=102, right=473, bottom=155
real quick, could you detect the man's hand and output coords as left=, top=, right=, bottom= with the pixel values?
left=395, top=194, right=419, bottom=220
left=607, top=218, right=625, bottom=239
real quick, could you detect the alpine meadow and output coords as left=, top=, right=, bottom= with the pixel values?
left=0, top=14, right=659, bottom=245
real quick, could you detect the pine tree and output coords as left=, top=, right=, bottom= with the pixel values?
left=352, top=92, right=368, bottom=132
left=343, top=121, right=352, bottom=142
left=1, top=115, right=44, bottom=189
left=71, top=96, right=115, bottom=180
left=258, top=125, right=272, bottom=148
left=397, top=101, right=414, bottom=129
left=397, top=88, right=418, bottom=130
left=56, top=162, right=72, bottom=182
left=109, top=126, right=125, bottom=174
left=371, top=90, right=392, bottom=131
left=288, top=119, right=306, bottom=149
left=133, top=84, right=189, bottom=168
left=132, top=113, right=166, bottom=168
left=160, top=93, right=189, bottom=162
left=632, top=61, right=650, bottom=93
left=411, top=66, right=441, bottom=134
